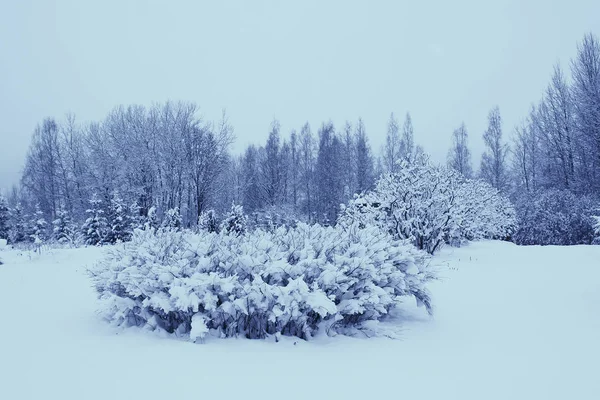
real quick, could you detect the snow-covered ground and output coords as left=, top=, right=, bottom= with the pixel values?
left=0, top=241, right=598, bottom=400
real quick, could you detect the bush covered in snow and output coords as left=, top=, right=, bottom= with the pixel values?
left=339, top=158, right=516, bottom=254
left=91, top=223, right=434, bottom=341
left=248, top=205, right=303, bottom=231
left=513, top=190, right=598, bottom=246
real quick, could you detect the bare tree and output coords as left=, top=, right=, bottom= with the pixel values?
left=480, top=106, right=509, bottom=191
left=447, top=122, right=473, bottom=178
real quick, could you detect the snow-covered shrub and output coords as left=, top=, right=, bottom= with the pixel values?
left=248, top=205, right=302, bottom=231
left=339, top=158, right=515, bottom=254
left=162, top=207, right=182, bottom=229
left=82, top=194, right=109, bottom=246
left=513, top=190, right=598, bottom=246
left=198, top=209, right=219, bottom=233
left=91, top=223, right=434, bottom=341
left=220, top=204, right=247, bottom=236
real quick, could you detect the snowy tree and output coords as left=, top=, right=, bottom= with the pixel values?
left=480, top=106, right=510, bottom=191
left=9, top=203, right=27, bottom=244
left=260, top=120, right=284, bottom=206
left=198, top=209, right=219, bottom=233
left=593, top=215, right=600, bottom=245
left=355, top=118, right=375, bottom=193
left=105, top=191, right=132, bottom=243
left=298, top=123, right=316, bottom=218
left=383, top=112, right=401, bottom=173
left=513, top=189, right=597, bottom=245
left=315, top=122, right=344, bottom=224
left=0, top=195, right=10, bottom=241
left=128, top=202, right=145, bottom=232
left=52, top=207, right=76, bottom=243
left=340, top=156, right=515, bottom=254
left=401, top=112, right=415, bottom=162
left=447, top=122, right=473, bottom=178
left=162, top=207, right=182, bottom=229
left=220, top=204, right=247, bottom=236
left=145, top=206, right=159, bottom=230
left=571, top=33, right=600, bottom=192
left=82, top=194, right=108, bottom=246
left=511, top=108, right=541, bottom=193
left=29, top=205, right=48, bottom=243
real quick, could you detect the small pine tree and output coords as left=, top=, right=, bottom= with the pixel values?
left=145, top=206, right=159, bottom=230
left=9, top=203, right=27, bottom=244
left=128, top=202, right=145, bottom=232
left=162, top=207, right=182, bottom=229
left=0, top=195, right=10, bottom=241
left=52, top=207, right=74, bottom=243
left=198, top=209, right=219, bottom=233
left=220, top=204, right=247, bottom=236
left=29, top=205, right=47, bottom=243
left=105, top=191, right=131, bottom=243
left=82, top=194, right=108, bottom=246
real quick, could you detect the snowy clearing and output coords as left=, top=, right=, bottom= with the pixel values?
left=0, top=241, right=599, bottom=400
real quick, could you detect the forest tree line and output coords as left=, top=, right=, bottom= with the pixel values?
left=0, top=33, right=599, bottom=246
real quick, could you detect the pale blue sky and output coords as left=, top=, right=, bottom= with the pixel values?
left=1, top=0, right=599, bottom=191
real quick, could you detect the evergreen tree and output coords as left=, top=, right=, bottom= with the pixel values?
left=9, top=203, right=27, bottom=244
left=162, top=207, right=182, bottom=229
left=105, top=191, right=131, bottom=243
left=198, top=209, right=219, bottom=233
left=145, top=206, right=159, bottom=230
left=0, top=195, right=10, bottom=241
left=82, top=194, right=108, bottom=246
left=52, top=207, right=74, bottom=243
left=220, top=204, right=247, bottom=236
left=29, top=205, right=48, bottom=243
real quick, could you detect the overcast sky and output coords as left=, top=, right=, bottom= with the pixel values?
left=1, top=0, right=599, bottom=192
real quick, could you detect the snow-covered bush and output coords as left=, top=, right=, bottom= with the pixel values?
left=248, top=205, right=302, bottom=231
left=220, top=204, right=247, bottom=236
left=91, top=223, right=434, bottom=341
left=339, top=158, right=515, bottom=254
left=513, top=190, right=598, bottom=246
left=198, top=209, right=219, bottom=233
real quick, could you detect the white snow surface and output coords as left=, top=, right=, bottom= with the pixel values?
left=0, top=241, right=599, bottom=399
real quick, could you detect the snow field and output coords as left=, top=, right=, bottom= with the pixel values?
left=0, top=241, right=598, bottom=399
